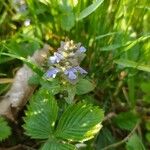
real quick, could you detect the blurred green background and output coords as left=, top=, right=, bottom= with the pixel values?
left=0, top=0, right=150, bottom=149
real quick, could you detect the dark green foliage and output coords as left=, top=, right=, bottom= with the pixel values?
left=113, top=111, right=140, bottom=131
left=95, top=127, right=116, bottom=150
left=126, top=134, right=145, bottom=150
left=0, top=117, right=11, bottom=141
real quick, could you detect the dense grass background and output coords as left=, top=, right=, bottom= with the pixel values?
left=0, top=0, right=150, bottom=149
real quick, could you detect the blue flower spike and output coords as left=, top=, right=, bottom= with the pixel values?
left=46, top=40, right=88, bottom=83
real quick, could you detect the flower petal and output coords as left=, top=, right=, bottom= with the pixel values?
left=54, top=52, right=64, bottom=63
left=75, top=66, right=87, bottom=74
left=45, top=68, right=60, bottom=78
left=68, top=71, right=77, bottom=80
left=78, top=46, right=86, bottom=53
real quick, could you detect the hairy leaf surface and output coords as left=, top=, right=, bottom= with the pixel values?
left=23, top=89, right=58, bottom=139
left=55, top=102, right=104, bottom=141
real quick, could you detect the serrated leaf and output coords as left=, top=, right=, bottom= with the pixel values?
left=0, top=117, right=11, bottom=141
left=126, top=134, right=145, bottom=150
left=23, top=89, right=58, bottom=139
left=113, top=111, right=139, bottom=131
left=76, top=79, right=95, bottom=95
left=77, top=0, right=104, bottom=21
left=55, top=102, right=104, bottom=142
left=41, top=139, right=76, bottom=150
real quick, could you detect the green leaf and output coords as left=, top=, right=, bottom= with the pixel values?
left=55, top=102, right=104, bottom=142
left=76, top=79, right=95, bottom=95
left=40, top=79, right=61, bottom=95
left=146, top=132, right=150, bottom=143
left=113, top=111, right=140, bottom=131
left=95, top=32, right=118, bottom=40
left=77, top=0, right=104, bottom=21
left=126, top=134, right=145, bottom=150
left=141, top=82, right=150, bottom=94
left=23, top=89, right=58, bottom=139
left=140, top=82, right=150, bottom=103
left=0, top=52, right=44, bottom=76
left=60, top=11, right=75, bottom=31
left=41, top=139, right=76, bottom=150
left=101, top=43, right=125, bottom=51
left=128, top=77, right=135, bottom=106
left=100, top=35, right=150, bottom=51
left=0, top=117, right=11, bottom=141
left=145, top=120, right=150, bottom=131
left=114, top=59, right=150, bottom=73
left=6, top=40, right=40, bottom=57
left=0, top=56, right=15, bottom=64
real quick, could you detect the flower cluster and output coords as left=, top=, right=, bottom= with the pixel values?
left=45, top=40, right=87, bottom=83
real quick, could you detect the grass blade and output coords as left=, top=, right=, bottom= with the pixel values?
left=77, top=0, right=104, bottom=21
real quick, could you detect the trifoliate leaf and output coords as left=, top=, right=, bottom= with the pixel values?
left=23, top=89, right=58, bottom=139
left=41, top=139, right=76, bottom=150
left=76, top=79, right=95, bottom=95
left=0, top=117, right=11, bottom=141
left=55, top=102, right=104, bottom=142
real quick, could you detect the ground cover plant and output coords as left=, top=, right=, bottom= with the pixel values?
left=0, top=0, right=150, bottom=149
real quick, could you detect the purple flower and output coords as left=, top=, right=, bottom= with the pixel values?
left=64, top=66, right=87, bottom=80
left=46, top=41, right=88, bottom=83
left=78, top=46, right=86, bottom=53
left=64, top=68, right=78, bottom=80
left=75, top=66, right=87, bottom=74
left=49, top=52, right=64, bottom=64
left=45, top=68, right=60, bottom=78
